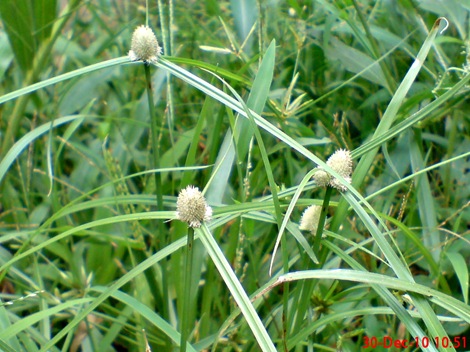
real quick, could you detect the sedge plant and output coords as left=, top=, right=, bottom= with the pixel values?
left=0, top=2, right=469, bottom=352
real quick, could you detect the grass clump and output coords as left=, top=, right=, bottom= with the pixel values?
left=0, top=1, right=469, bottom=351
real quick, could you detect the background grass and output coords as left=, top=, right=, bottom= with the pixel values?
left=0, top=0, right=469, bottom=351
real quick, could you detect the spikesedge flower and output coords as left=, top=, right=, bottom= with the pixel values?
left=314, top=149, right=353, bottom=191
left=313, top=169, right=330, bottom=188
left=299, top=205, right=322, bottom=234
left=176, top=186, right=212, bottom=228
left=326, top=149, right=352, bottom=191
left=128, top=25, right=162, bottom=63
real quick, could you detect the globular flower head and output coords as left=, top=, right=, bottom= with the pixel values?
left=128, top=25, right=162, bottom=63
left=299, top=205, right=322, bottom=234
left=329, top=175, right=352, bottom=192
left=327, top=149, right=352, bottom=177
left=326, top=149, right=353, bottom=191
left=176, top=186, right=212, bottom=228
left=313, top=168, right=331, bottom=188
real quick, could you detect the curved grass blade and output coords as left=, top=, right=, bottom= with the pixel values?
left=91, top=287, right=198, bottom=352
left=0, top=298, right=93, bottom=340
left=206, top=40, right=275, bottom=204
left=445, top=251, right=469, bottom=304
left=0, top=115, right=91, bottom=185
left=277, top=269, right=469, bottom=324
left=332, top=17, right=452, bottom=230
left=197, top=224, right=276, bottom=352
left=0, top=57, right=128, bottom=106
left=37, top=231, right=187, bottom=351
left=0, top=339, right=16, bottom=352
left=0, top=211, right=174, bottom=274
left=269, top=168, right=318, bottom=275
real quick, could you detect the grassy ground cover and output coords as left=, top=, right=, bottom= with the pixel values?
left=0, top=0, right=469, bottom=351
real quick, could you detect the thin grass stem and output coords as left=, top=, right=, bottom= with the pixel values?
left=144, top=64, right=164, bottom=214
left=313, top=186, right=332, bottom=256
left=180, top=227, right=195, bottom=352
left=280, top=234, right=289, bottom=351
left=144, top=63, right=171, bottom=350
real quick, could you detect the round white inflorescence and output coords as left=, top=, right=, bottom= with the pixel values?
left=176, top=186, right=212, bottom=228
left=299, top=205, right=322, bottom=234
left=312, top=168, right=331, bottom=188
left=326, top=149, right=353, bottom=191
left=128, top=25, right=162, bottom=63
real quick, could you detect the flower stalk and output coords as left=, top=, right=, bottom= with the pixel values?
left=180, top=227, right=194, bottom=352
left=176, top=186, right=212, bottom=352
left=130, top=25, right=170, bottom=348
left=313, top=186, right=332, bottom=255
left=143, top=62, right=172, bottom=350
left=144, top=65, right=164, bottom=215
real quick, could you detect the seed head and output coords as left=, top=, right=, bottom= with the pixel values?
left=299, top=205, right=322, bottom=234
left=326, top=149, right=353, bottom=191
left=176, top=186, right=212, bottom=228
left=128, top=25, right=162, bottom=63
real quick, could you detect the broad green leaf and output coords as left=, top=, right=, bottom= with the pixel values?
left=0, top=0, right=36, bottom=73
left=230, top=0, right=257, bottom=44
left=445, top=251, right=469, bottom=304
left=207, top=40, right=276, bottom=204
left=409, top=130, right=441, bottom=261
left=0, top=0, right=58, bottom=74
left=326, top=38, right=387, bottom=87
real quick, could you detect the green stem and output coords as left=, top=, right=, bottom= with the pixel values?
left=280, top=233, right=289, bottom=351
left=144, top=64, right=164, bottom=213
left=144, top=63, right=171, bottom=350
left=180, top=227, right=195, bottom=352
left=313, top=186, right=332, bottom=256
left=291, top=186, right=333, bottom=334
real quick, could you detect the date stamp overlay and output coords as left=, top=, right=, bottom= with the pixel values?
left=362, top=336, right=467, bottom=350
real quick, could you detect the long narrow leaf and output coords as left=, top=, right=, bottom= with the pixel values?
left=198, top=224, right=276, bottom=352
left=277, top=269, right=469, bottom=324
left=332, top=17, right=449, bottom=230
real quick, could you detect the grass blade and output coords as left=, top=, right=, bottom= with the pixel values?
left=0, top=58, right=128, bottom=107
left=206, top=40, right=275, bottom=204
left=198, top=224, right=276, bottom=352
left=331, top=17, right=449, bottom=230
left=409, top=130, right=441, bottom=261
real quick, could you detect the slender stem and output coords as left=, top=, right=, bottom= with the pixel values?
left=180, top=227, right=195, bottom=352
left=291, top=186, right=333, bottom=333
left=144, top=64, right=164, bottom=213
left=145, top=0, right=149, bottom=26
left=313, top=186, right=332, bottom=256
left=144, top=63, right=171, bottom=350
left=280, top=234, right=289, bottom=352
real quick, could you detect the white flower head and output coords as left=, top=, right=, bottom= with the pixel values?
left=299, top=205, right=322, bottom=234
left=326, top=149, right=353, bottom=191
left=313, top=168, right=331, bottom=188
left=128, top=25, right=162, bottom=63
left=176, top=186, right=212, bottom=228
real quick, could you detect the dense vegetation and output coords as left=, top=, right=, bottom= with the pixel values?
left=0, top=0, right=468, bottom=351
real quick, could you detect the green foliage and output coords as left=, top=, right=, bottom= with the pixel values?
left=0, top=0, right=469, bottom=351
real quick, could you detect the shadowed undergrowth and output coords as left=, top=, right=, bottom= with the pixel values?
left=0, top=1, right=469, bottom=351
